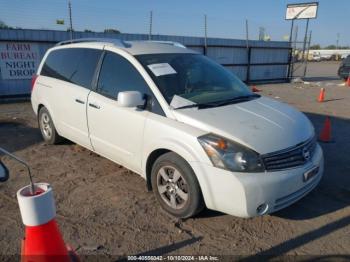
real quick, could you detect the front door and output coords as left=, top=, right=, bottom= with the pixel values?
left=87, top=50, right=151, bottom=172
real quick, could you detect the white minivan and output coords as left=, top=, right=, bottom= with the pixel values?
left=31, top=39, right=324, bottom=218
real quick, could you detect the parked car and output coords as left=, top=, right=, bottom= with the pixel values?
left=31, top=39, right=324, bottom=218
left=338, top=55, right=350, bottom=80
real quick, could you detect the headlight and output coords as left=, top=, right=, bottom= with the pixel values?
left=198, top=134, right=264, bottom=172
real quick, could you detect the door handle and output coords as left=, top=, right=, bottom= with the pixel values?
left=89, top=103, right=100, bottom=109
left=75, top=98, right=85, bottom=104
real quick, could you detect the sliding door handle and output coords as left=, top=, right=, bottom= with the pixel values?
left=88, top=103, right=100, bottom=109
left=75, top=98, right=85, bottom=104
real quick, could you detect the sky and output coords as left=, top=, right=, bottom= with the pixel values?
left=1, top=0, right=349, bottom=47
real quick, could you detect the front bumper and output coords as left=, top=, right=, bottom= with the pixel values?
left=190, top=144, right=324, bottom=217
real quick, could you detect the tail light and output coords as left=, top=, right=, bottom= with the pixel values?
left=31, top=75, right=38, bottom=92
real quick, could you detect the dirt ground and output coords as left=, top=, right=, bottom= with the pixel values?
left=1, top=68, right=350, bottom=260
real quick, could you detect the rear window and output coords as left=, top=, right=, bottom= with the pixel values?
left=41, top=48, right=102, bottom=89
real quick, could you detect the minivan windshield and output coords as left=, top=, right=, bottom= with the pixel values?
left=136, top=53, right=256, bottom=109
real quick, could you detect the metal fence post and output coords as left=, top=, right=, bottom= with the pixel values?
left=303, top=30, right=312, bottom=77
left=246, top=47, right=251, bottom=83
left=204, top=14, right=207, bottom=55
left=287, top=19, right=294, bottom=79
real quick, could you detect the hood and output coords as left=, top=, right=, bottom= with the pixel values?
left=172, top=96, right=314, bottom=154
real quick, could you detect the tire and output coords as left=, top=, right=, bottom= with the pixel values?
left=151, top=152, right=204, bottom=218
left=38, top=107, right=63, bottom=145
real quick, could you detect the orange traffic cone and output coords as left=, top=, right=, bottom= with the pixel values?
left=251, top=85, right=261, bottom=92
left=346, top=76, right=350, bottom=87
left=318, top=117, right=332, bottom=143
left=318, top=88, right=325, bottom=102
left=17, top=183, right=76, bottom=262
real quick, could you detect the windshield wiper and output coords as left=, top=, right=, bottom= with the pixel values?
left=174, top=102, right=216, bottom=110
left=174, top=94, right=260, bottom=110
left=213, top=94, right=260, bottom=107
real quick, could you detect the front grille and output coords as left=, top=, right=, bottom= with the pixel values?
left=262, top=136, right=317, bottom=171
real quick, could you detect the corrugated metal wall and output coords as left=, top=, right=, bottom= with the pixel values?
left=0, top=29, right=290, bottom=97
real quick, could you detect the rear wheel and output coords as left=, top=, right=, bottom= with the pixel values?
left=151, top=152, right=204, bottom=218
left=38, top=107, right=63, bottom=144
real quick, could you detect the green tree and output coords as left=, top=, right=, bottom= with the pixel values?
left=310, top=44, right=321, bottom=50
left=324, top=45, right=337, bottom=49
left=0, top=20, right=12, bottom=29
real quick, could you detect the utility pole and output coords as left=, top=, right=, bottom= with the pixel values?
left=245, top=19, right=250, bottom=83
left=68, top=0, right=73, bottom=40
left=204, top=14, right=207, bottom=55
left=148, top=11, right=153, bottom=40
left=336, top=33, right=340, bottom=49
left=287, top=19, right=294, bottom=78
left=245, top=19, right=249, bottom=48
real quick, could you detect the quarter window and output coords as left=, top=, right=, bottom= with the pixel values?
left=41, top=48, right=101, bottom=89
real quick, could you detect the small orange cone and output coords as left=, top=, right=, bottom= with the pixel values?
left=252, top=85, right=261, bottom=92
left=318, top=88, right=325, bottom=102
left=318, top=116, right=332, bottom=142
left=346, top=77, right=350, bottom=87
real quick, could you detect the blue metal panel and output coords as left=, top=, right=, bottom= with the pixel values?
left=251, top=48, right=289, bottom=64
left=226, top=66, right=247, bottom=81
left=250, top=65, right=288, bottom=80
left=207, top=47, right=248, bottom=64
left=0, top=29, right=290, bottom=96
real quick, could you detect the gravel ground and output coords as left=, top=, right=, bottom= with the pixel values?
left=0, top=76, right=350, bottom=260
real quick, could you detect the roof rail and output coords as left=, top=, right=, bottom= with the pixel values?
left=144, top=40, right=186, bottom=48
left=55, top=38, right=126, bottom=47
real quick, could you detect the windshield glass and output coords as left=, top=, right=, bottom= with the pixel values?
left=136, top=53, right=253, bottom=106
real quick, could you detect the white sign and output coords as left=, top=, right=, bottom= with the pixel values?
left=0, top=42, right=40, bottom=80
left=286, top=2, right=318, bottom=20
left=147, top=63, right=177, bottom=77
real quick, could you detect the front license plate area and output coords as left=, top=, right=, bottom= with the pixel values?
left=303, top=166, right=319, bottom=182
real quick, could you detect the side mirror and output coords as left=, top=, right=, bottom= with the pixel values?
left=118, top=91, right=145, bottom=108
left=0, top=161, right=9, bottom=182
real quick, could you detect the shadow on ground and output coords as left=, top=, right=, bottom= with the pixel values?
left=241, top=216, right=350, bottom=261
left=0, top=121, right=42, bottom=153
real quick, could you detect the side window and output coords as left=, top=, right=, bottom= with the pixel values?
left=41, top=48, right=101, bottom=89
left=97, top=52, right=149, bottom=98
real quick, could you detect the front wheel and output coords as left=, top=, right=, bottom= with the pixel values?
left=151, top=152, right=204, bottom=218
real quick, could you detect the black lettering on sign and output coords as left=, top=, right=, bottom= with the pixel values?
left=5, top=61, right=36, bottom=69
